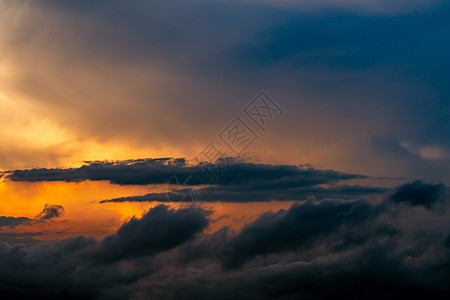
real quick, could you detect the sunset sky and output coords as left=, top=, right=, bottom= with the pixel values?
left=1, top=1, right=450, bottom=299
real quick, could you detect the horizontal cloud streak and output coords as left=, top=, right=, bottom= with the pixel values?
left=101, top=184, right=387, bottom=203
left=8, top=158, right=366, bottom=186
left=8, top=158, right=387, bottom=203
left=0, top=216, right=31, bottom=229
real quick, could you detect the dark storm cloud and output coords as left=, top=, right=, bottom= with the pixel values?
left=0, top=204, right=211, bottom=299
left=101, top=184, right=387, bottom=203
left=148, top=246, right=450, bottom=300
left=9, top=158, right=187, bottom=185
left=9, top=158, right=367, bottom=186
left=389, top=180, right=445, bottom=208
left=93, top=205, right=211, bottom=263
left=9, top=158, right=388, bottom=203
left=202, top=181, right=448, bottom=269
left=0, top=204, right=65, bottom=228
left=0, top=216, right=31, bottom=228
left=36, top=204, right=65, bottom=221
left=218, top=198, right=378, bottom=269
left=1, top=186, right=450, bottom=299
left=0, top=204, right=66, bottom=245
left=0, top=231, right=65, bottom=246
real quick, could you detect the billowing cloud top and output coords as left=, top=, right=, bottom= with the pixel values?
left=0, top=183, right=449, bottom=299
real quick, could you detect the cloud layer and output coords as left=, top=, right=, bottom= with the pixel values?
left=8, top=158, right=389, bottom=203
left=8, top=158, right=364, bottom=185
left=0, top=182, right=449, bottom=299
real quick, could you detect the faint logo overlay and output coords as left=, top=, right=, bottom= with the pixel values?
left=219, top=116, right=258, bottom=155
left=166, top=173, right=203, bottom=207
left=244, top=91, right=284, bottom=131
left=0, top=0, right=14, bottom=14
left=166, top=91, right=284, bottom=206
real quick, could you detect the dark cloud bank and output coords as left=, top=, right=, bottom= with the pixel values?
left=9, top=158, right=388, bottom=203
left=1, top=182, right=450, bottom=299
left=9, top=158, right=365, bottom=186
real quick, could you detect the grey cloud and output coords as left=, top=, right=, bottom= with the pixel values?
left=389, top=181, right=446, bottom=208
left=101, top=184, right=387, bottom=203
left=36, top=204, right=65, bottom=221
left=9, top=158, right=366, bottom=186
left=0, top=204, right=211, bottom=299
left=5, top=158, right=386, bottom=204
left=218, top=198, right=378, bottom=269
left=9, top=158, right=193, bottom=185
left=93, top=205, right=211, bottom=263
left=0, top=204, right=66, bottom=245
left=141, top=187, right=450, bottom=299
left=0, top=231, right=46, bottom=246
left=0, top=189, right=450, bottom=299
left=1, top=204, right=65, bottom=227
left=0, top=217, right=32, bottom=229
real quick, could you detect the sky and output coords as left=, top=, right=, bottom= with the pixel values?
left=1, top=0, right=450, bottom=299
